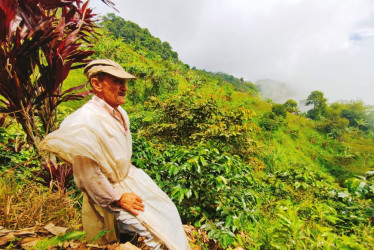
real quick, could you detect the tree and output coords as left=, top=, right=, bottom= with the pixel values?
left=306, top=91, right=327, bottom=120
left=0, top=0, right=115, bottom=149
left=317, top=110, right=349, bottom=139
left=283, top=99, right=298, bottom=113
left=340, top=101, right=369, bottom=128
left=329, top=100, right=373, bottom=132
left=272, top=104, right=287, bottom=118
left=356, top=118, right=368, bottom=131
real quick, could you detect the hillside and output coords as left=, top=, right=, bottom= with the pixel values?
left=63, top=13, right=374, bottom=248
left=1, top=11, right=374, bottom=249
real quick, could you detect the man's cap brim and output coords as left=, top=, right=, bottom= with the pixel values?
left=84, top=59, right=136, bottom=80
left=87, top=65, right=136, bottom=79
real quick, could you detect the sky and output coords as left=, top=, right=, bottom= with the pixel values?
left=90, top=0, right=374, bottom=105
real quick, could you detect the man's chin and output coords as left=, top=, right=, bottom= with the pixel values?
left=117, top=96, right=126, bottom=105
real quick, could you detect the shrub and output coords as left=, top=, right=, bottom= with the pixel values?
left=272, top=104, right=287, bottom=118
left=132, top=137, right=261, bottom=246
left=0, top=0, right=97, bottom=149
left=259, top=111, right=284, bottom=131
left=136, top=91, right=259, bottom=157
left=283, top=99, right=298, bottom=113
left=317, top=112, right=349, bottom=139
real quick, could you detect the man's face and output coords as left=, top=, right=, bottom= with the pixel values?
left=93, top=74, right=127, bottom=108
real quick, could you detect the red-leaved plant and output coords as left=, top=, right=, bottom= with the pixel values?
left=0, top=0, right=116, bottom=189
left=37, top=160, right=74, bottom=191
left=0, top=0, right=115, bottom=149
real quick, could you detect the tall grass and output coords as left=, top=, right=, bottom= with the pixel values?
left=0, top=172, right=81, bottom=230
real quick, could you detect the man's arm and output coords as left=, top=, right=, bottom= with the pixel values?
left=72, top=156, right=144, bottom=215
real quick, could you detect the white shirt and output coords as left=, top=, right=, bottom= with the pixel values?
left=72, top=95, right=130, bottom=209
left=73, top=155, right=123, bottom=209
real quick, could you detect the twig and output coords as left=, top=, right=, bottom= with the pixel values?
left=0, top=109, right=23, bottom=116
left=0, top=156, right=39, bottom=177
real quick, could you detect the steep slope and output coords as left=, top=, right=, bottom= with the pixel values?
left=61, top=14, right=374, bottom=248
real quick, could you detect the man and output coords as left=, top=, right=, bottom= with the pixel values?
left=39, top=59, right=190, bottom=250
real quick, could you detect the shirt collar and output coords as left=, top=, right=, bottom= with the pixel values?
left=92, top=95, right=117, bottom=115
left=91, top=95, right=128, bottom=132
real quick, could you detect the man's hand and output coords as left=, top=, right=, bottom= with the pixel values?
left=116, top=192, right=144, bottom=216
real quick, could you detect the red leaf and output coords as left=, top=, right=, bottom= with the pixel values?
left=0, top=115, right=6, bottom=127
left=76, top=89, right=91, bottom=97
left=40, top=0, right=73, bottom=10
left=16, top=141, right=25, bottom=153
left=65, top=8, right=76, bottom=23
left=0, top=0, right=16, bottom=40
left=99, top=0, right=118, bottom=12
left=61, top=82, right=86, bottom=95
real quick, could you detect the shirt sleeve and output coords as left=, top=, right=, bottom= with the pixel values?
left=72, top=155, right=123, bottom=208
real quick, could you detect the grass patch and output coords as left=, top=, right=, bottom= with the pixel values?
left=0, top=172, right=81, bottom=230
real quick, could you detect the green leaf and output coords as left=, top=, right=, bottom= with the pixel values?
left=91, top=230, right=111, bottom=242
left=325, top=215, right=341, bottom=224
left=217, top=175, right=228, bottom=185
left=59, top=231, right=86, bottom=241
left=213, top=148, right=220, bottom=155
left=185, top=188, right=192, bottom=198
left=199, top=156, right=208, bottom=166
left=168, top=164, right=179, bottom=176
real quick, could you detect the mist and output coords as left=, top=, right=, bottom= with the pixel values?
left=91, top=0, right=374, bottom=106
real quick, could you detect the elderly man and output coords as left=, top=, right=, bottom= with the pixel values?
left=39, top=59, right=190, bottom=250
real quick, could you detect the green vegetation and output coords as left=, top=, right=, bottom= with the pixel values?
left=206, top=71, right=259, bottom=95
left=102, top=13, right=178, bottom=61
left=1, top=10, right=374, bottom=249
left=306, top=90, right=328, bottom=120
left=283, top=99, right=299, bottom=113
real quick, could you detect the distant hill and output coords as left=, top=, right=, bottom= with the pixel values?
left=206, top=71, right=258, bottom=96
left=101, top=13, right=178, bottom=61
left=100, top=13, right=258, bottom=96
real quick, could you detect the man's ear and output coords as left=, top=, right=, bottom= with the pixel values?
left=90, top=77, right=102, bottom=93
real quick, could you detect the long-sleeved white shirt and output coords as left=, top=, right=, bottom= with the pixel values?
left=73, top=155, right=123, bottom=209
left=71, top=95, right=129, bottom=209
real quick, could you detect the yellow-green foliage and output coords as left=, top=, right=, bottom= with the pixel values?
left=61, top=32, right=374, bottom=180
left=45, top=20, right=374, bottom=248
left=341, top=134, right=374, bottom=174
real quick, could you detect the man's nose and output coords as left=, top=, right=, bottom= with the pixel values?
left=120, top=82, right=127, bottom=91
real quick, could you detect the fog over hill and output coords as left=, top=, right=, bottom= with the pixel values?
left=90, top=0, right=374, bottom=106
left=256, top=79, right=310, bottom=111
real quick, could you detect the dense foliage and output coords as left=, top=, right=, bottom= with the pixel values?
left=130, top=134, right=374, bottom=248
left=134, top=91, right=259, bottom=158
left=1, top=11, right=374, bottom=249
left=330, top=100, right=374, bottom=132
left=102, top=13, right=178, bottom=61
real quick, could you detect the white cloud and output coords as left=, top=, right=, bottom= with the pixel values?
left=90, top=0, right=374, bottom=105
